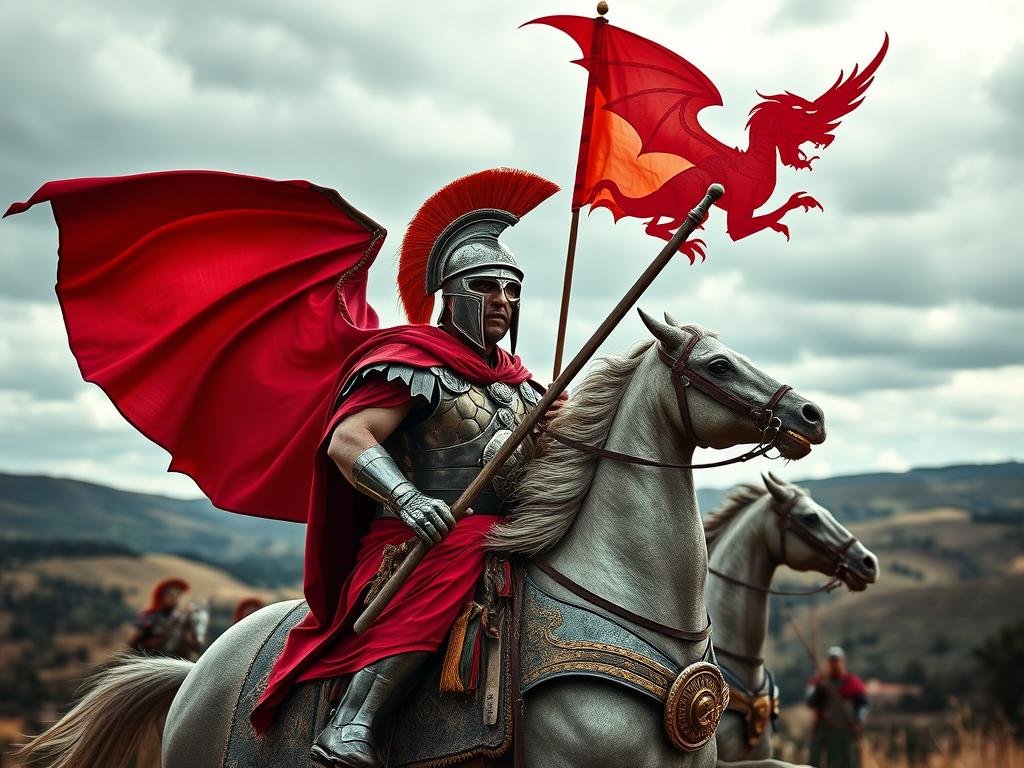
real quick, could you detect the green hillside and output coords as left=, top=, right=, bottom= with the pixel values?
left=0, top=472, right=305, bottom=561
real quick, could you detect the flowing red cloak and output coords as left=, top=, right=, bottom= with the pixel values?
left=5, top=170, right=534, bottom=732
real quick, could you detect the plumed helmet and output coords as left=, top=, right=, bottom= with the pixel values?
left=398, top=168, right=558, bottom=354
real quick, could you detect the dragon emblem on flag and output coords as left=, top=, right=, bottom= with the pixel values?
left=532, top=15, right=888, bottom=258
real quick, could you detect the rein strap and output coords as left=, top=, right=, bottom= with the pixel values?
left=534, top=560, right=713, bottom=643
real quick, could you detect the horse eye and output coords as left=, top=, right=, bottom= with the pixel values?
left=803, top=513, right=821, bottom=527
left=707, top=359, right=735, bottom=376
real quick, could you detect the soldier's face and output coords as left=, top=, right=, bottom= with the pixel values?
left=161, top=587, right=183, bottom=609
left=469, top=277, right=519, bottom=346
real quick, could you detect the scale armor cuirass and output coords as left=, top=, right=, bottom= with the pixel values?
left=341, top=363, right=540, bottom=515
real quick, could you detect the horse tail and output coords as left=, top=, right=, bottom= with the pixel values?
left=15, top=653, right=193, bottom=768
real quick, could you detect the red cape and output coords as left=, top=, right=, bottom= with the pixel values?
left=5, top=170, right=387, bottom=524
left=7, top=170, right=535, bottom=727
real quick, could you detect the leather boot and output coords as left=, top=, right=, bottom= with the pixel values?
left=309, top=651, right=431, bottom=768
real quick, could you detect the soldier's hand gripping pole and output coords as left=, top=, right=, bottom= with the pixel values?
left=352, top=182, right=724, bottom=634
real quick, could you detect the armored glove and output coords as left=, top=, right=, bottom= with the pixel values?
left=352, top=445, right=457, bottom=546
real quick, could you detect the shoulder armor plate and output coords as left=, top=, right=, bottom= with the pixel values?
left=434, top=366, right=471, bottom=395
left=340, top=363, right=441, bottom=406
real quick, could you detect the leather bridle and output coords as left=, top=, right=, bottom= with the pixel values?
left=540, top=326, right=796, bottom=471
left=658, top=327, right=791, bottom=452
left=708, top=492, right=857, bottom=596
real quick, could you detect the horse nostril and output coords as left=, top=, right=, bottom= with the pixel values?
left=862, top=555, right=877, bottom=574
left=801, top=403, right=823, bottom=424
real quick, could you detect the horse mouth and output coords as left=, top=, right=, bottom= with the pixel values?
left=776, top=429, right=814, bottom=459
left=842, top=570, right=870, bottom=593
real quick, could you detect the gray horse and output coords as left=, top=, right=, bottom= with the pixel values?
left=705, top=474, right=878, bottom=765
left=19, top=313, right=827, bottom=768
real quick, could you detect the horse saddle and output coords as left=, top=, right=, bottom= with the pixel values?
left=222, top=559, right=516, bottom=768
left=223, top=561, right=727, bottom=767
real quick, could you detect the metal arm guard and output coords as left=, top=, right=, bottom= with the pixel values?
left=352, top=444, right=416, bottom=515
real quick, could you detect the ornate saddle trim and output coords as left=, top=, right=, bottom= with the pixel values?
left=520, top=574, right=678, bottom=701
left=520, top=575, right=728, bottom=753
left=533, top=559, right=712, bottom=642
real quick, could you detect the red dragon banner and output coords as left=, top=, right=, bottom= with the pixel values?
left=530, top=15, right=888, bottom=259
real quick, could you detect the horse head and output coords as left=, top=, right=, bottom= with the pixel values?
left=761, top=471, right=879, bottom=591
left=638, top=309, right=826, bottom=459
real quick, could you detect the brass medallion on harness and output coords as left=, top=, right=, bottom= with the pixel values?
left=726, top=687, right=778, bottom=747
left=663, top=662, right=729, bottom=751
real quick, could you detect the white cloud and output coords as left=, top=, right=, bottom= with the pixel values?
left=876, top=449, right=911, bottom=473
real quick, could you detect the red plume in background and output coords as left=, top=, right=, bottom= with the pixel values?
left=147, top=577, right=190, bottom=611
left=397, top=168, right=559, bottom=324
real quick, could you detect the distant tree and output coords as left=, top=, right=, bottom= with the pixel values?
left=973, top=620, right=1024, bottom=729
left=929, top=633, right=952, bottom=655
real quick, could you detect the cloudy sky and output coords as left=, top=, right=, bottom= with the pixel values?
left=1, top=0, right=1022, bottom=499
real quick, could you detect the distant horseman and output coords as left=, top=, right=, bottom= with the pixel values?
left=128, top=578, right=205, bottom=661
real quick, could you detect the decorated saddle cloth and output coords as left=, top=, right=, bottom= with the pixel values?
left=519, top=570, right=729, bottom=753
left=223, top=559, right=516, bottom=768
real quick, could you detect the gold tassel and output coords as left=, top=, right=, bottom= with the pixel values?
left=440, top=602, right=481, bottom=693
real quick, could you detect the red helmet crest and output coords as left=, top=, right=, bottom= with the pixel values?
left=397, top=168, right=559, bottom=324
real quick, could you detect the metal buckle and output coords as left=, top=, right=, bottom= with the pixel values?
left=761, top=415, right=782, bottom=442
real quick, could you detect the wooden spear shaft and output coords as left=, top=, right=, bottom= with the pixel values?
left=353, top=182, right=724, bottom=634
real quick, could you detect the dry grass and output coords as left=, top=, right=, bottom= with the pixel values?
left=774, top=710, right=1023, bottom=768
left=863, top=726, right=1024, bottom=767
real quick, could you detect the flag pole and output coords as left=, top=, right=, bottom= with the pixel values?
left=551, top=208, right=580, bottom=378
left=551, top=1, right=609, bottom=379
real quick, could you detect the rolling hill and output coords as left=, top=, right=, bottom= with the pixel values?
left=1, top=461, right=1021, bottom=734
left=0, top=471, right=305, bottom=562
left=696, top=460, right=1024, bottom=523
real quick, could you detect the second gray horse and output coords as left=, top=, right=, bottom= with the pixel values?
left=705, top=474, right=878, bottom=765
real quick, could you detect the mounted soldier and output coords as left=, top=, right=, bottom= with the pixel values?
left=128, top=578, right=206, bottom=661
left=15, top=174, right=837, bottom=768
left=241, top=169, right=562, bottom=767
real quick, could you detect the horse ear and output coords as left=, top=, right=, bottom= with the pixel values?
left=762, top=472, right=790, bottom=504
left=663, top=311, right=681, bottom=327
left=638, top=307, right=685, bottom=347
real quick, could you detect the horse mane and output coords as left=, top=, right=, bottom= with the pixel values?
left=486, top=341, right=654, bottom=555
left=703, top=483, right=768, bottom=551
